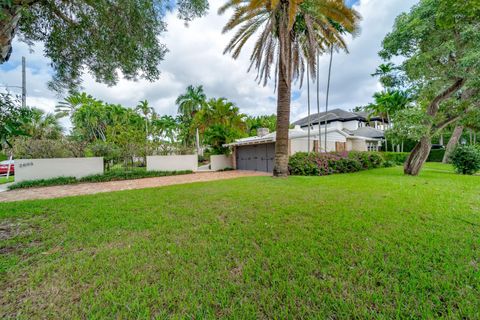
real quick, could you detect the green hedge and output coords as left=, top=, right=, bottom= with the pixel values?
left=381, top=152, right=410, bottom=165
left=8, top=169, right=193, bottom=190
left=0, top=153, right=7, bottom=161
left=427, top=149, right=445, bottom=162
left=289, top=152, right=384, bottom=176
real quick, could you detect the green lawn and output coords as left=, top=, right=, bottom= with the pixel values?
left=1, top=164, right=479, bottom=318
left=0, top=176, right=14, bottom=185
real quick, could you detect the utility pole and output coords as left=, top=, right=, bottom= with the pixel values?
left=22, top=56, right=26, bottom=108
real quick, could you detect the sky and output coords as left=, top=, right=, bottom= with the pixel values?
left=0, top=0, right=418, bottom=127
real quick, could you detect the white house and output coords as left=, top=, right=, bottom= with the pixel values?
left=226, top=108, right=386, bottom=172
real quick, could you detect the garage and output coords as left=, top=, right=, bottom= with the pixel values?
left=235, top=143, right=275, bottom=172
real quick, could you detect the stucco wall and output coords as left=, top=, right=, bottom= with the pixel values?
left=350, top=139, right=368, bottom=151
left=343, top=120, right=359, bottom=131
left=147, top=155, right=197, bottom=172
left=15, top=157, right=104, bottom=182
left=210, top=155, right=233, bottom=171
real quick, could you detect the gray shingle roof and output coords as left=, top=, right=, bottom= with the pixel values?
left=348, top=127, right=385, bottom=139
left=292, top=108, right=384, bottom=127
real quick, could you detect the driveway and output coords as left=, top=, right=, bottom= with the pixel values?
left=0, top=171, right=270, bottom=203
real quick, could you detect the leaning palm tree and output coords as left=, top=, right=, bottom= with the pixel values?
left=220, top=0, right=360, bottom=176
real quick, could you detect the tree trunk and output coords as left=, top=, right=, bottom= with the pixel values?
left=404, top=78, right=465, bottom=176
left=0, top=6, right=21, bottom=62
left=442, top=124, right=463, bottom=163
left=404, top=136, right=432, bottom=175
left=273, top=8, right=291, bottom=177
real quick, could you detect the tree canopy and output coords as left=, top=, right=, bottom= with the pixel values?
left=379, top=0, right=480, bottom=175
left=0, top=0, right=209, bottom=91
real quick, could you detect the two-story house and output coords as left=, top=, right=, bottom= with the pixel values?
left=226, top=108, right=387, bottom=172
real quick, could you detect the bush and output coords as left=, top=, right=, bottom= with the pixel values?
left=381, top=152, right=410, bottom=165
left=427, top=149, right=445, bottom=162
left=8, top=176, right=77, bottom=190
left=348, top=151, right=384, bottom=169
left=383, top=160, right=396, bottom=168
left=450, top=146, right=480, bottom=175
left=79, top=169, right=192, bottom=183
left=289, top=152, right=383, bottom=176
left=8, top=169, right=193, bottom=190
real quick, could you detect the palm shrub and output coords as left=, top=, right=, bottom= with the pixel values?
left=450, top=145, right=480, bottom=175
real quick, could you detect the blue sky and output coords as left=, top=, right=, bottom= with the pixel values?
left=0, top=0, right=417, bottom=125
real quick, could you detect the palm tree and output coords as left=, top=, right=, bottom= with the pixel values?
left=220, top=0, right=359, bottom=176
left=55, top=92, right=95, bottom=118
left=175, top=85, right=207, bottom=149
left=25, top=108, right=63, bottom=140
left=176, top=85, right=207, bottom=118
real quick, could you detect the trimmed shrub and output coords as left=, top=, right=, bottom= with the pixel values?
left=8, top=176, right=77, bottom=190
left=383, top=160, right=396, bottom=168
left=348, top=151, right=384, bottom=169
left=427, top=149, right=445, bottom=162
left=381, top=152, right=409, bottom=165
left=450, top=146, right=480, bottom=175
left=8, top=169, right=193, bottom=190
left=289, top=152, right=382, bottom=176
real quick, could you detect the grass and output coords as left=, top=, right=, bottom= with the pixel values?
left=8, top=169, right=193, bottom=190
left=0, top=163, right=479, bottom=318
left=0, top=176, right=14, bottom=185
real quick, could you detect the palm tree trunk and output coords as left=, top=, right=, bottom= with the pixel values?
left=324, top=45, right=333, bottom=152
left=307, top=64, right=311, bottom=152
left=316, top=53, right=321, bottom=151
left=273, top=11, right=291, bottom=177
left=442, top=124, right=463, bottom=163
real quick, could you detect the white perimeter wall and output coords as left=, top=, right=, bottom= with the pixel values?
left=147, top=155, right=197, bottom=172
left=15, top=157, right=104, bottom=182
left=210, top=155, right=233, bottom=171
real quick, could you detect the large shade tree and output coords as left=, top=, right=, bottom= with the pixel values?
left=380, top=0, right=480, bottom=175
left=0, top=0, right=208, bottom=91
left=220, top=0, right=359, bottom=176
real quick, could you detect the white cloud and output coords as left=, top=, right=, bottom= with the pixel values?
left=0, top=0, right=417, bottom=126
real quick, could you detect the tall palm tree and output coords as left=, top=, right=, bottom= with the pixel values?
left=220, top=0, right=359, bottom=176
left=175, top=85, right=207, bottom=149
left=175, top=85, right=207, bottom=118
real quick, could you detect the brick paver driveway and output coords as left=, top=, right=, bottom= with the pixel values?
left=0, top=171, right=270, bottom=203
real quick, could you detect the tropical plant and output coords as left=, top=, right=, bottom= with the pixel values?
left=450, top=145, right=480, bottom=175
left=1, top=0, right=208, bottom=91
left=23, top=107, right=63, bottom=140
left=175, top=85, right=208, bottom=147
left=0, top=93, right=32, bottom=150
left=380, top=0, right=480, bottom=175
left=220, top=0, right=360, bottom=176
left=245, top=114, right=276, bottom=136
left=193, top=97, right=247, bottom=153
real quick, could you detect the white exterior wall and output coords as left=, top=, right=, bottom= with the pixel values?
left=350, top=139, right=368, bottom=151
left=15, top=157, right=103, bottom=182
left=343, top=120, right=359, bottom=130
left=290, top=132, right=347, bottom=154
left=210, top=155, right=233, bottom=171
left=147, top=155, right=197, bottom=172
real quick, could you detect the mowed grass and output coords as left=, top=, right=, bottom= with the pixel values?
left=0, top=176, right=14, bottom=185
left=1, top=164, right=479, bottom=318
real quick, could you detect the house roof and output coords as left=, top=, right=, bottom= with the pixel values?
left=344, top=127, right=385, bottom=139
left=292, top=108, right=384, bottom=127
left=225, top=126, right=381, bottom=147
